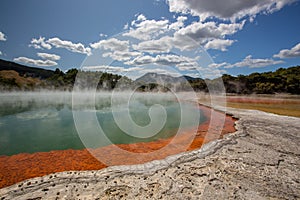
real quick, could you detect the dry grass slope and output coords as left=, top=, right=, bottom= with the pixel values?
left=0, top=70, right=42, bottom=89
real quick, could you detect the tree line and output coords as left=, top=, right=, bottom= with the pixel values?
left=0, top=58, right=299, bottom=94
left=220, top=66, right=300, bottom=94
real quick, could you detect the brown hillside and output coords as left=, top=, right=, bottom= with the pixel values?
left=0, top=70, right=42, bottom=89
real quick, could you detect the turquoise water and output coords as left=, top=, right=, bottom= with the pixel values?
left=0, top=92, right=204, bottom=156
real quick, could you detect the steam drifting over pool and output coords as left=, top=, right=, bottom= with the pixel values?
left=0, top=91, right=204, bottom=156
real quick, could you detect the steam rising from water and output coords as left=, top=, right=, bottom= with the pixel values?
left=0, top=91, right=203, bottom=156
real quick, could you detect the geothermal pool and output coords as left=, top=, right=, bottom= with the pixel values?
left=0, top=92, right=237, bottom=189
left=0, top=92, right=204, bottom=156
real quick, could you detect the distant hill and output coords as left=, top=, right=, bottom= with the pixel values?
left=134, top=73, right=203, bottom=92
left=135, top=72, right=206, bottom=92
left=0, top=70, right=42, bottom=90
left=0, top=59, right=54, bottom=79
left=136, top=73, right=174, bottom=84
left=135, top=72, right=200, bottom=84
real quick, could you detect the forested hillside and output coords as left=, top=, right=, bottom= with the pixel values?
left=221, top=66, right=300, bottom=94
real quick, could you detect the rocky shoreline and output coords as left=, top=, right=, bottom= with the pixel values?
left=0, top=106, right=299, bottom=199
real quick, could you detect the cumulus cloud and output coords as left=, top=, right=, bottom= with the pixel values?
left=125, top=54, right=180, bottom=66
left=175, top=20, right=245, bottom=43
left=90, top=38, right=129, bottom=51
left=274, top=43, right=300, bottom=59
left=125, top=54, right=200, bottom=71
left=131, top=19, right=244, bottom=53
left=123, top=23, right=129, bottom=30
left=167, top=0, right=296, bottom=21
left=30, top=37, right=52, bottom=50
left=137, top=14, right=147, bottom=21
left=47, top=37, right=91, bottom=55
left=37, top=52, right=61, bottom=61
left=138, top=68, right=182, bottom=77
left=117, top=12, right=246, bottom=55
left=123, top=17, right=169, bottom=40
left=204, top=39, right=235, bottom=51
left=169, top=16, right=187, bottom=30
left=224, top=55, right=284, bottom=68
left=132, top=35, right=196, bottom=54
left=0, top=32, right=7, bottom=41
left=82, top=65, right=142, bottom=73
left=176, top=61, right=200, bottom=71
left=102, top=51, right=142, bottom=62
left=99, top=33, right=108, bottom=37
left=170, top=34, right=199, bottom=51
left=0, top=51, right=2, bottom=55
left=185, top=67, right=226, bottom=79
left=13, top=56, right=58, bottom=67
left=132, top=36, right=173, bottom=53
left=208, top=62, right=228, bottom=68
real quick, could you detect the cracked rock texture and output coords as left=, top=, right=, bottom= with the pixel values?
left=0, top=107, right=299, bottom=200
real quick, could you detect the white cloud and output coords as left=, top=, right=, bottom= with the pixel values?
left=167, top=0, right=296, bottom=21
left=131, top=19, right=244, bottom=53
left=198, top=67, right=227, bottom=79
left=132, top=33, right=196, bottom=54
left=30, top=37, right=52, bottom=50
left=102, top=51, right=142, bottom=62
left=274, top=43, right=300, bottom=59
left=99, top=33, right=108, bottom=37
left=47, top=37, right=91, bottom=55
left=208, top=62, right=228, bottom=68
left=0, top=32, right=7, bottom=41
left=125, top=54, right=200, bottom=71
left=37, top=52, right=61, bottom=61
left=169, top=16, right=187, bottom=30
left=13, top=57, right=58, bottom=67
left=224, top=55, right=284, bottom=68
left=82, top=65, right=142, bottom=73
left=137, top=14, right=147, bottom=21
left=123, top=17, right=169, bottom=40
left=123, top=23, right=129, bottom=30
left=204, top=39, right=235, bottom=51
left=184, top=67, right=226, bottom=79
left=127, top=54, right=182, bottom=66
left=131, top=20, right=136, bottom=27
left=170, top=34, right=199, bottom=51
left=134, top=67, right=182, bottom=78
left=176, top=61, right=200, bottom=71
left=125, top=55, right=156, bottom=66
left=132, top=36, right=173, bottom=53
left=119, top=13, right=245, bottom=55
left=90, top=38, right=129, bottom=51
left=175, top=20, right=245, bottom=43
left=0, top=51, right=2, bottom=55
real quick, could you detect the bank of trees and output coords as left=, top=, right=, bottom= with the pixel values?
left=221, top=66, right=300, bottom=94
left=46, top=68, right=132, bottom=91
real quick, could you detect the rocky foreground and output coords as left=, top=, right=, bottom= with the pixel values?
left=0, top=106, right=299, bottom=200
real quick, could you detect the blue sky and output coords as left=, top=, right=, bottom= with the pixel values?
left=0, top=0, right=300, bottom=79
